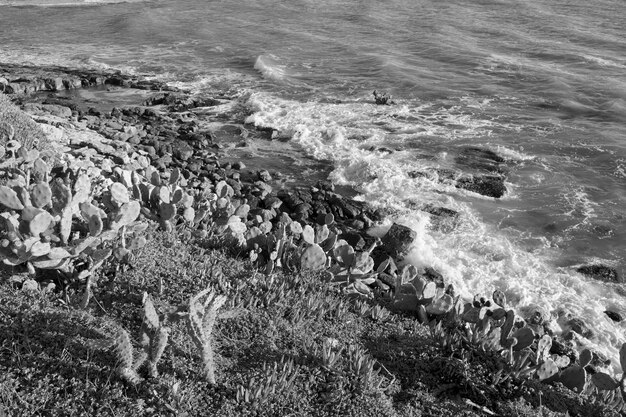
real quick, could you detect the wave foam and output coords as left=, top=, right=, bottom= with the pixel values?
left=243, top=91, right=626, bottom=371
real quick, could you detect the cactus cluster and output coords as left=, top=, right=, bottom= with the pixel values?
left=0, top=154, right=143, bottom=270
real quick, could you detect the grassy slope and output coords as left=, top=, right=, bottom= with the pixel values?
left=0, top=94, right=47, bottom=151
left=0, top=230, right=617, bottom=417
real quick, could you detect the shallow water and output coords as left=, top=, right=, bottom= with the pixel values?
left=2, top=0, right=626, bottom=367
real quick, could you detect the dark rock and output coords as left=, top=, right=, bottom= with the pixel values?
left=258, top=169, right=272, bottom=182
left=421, top=204, right=460, bottom=232
left=456, top=175, right=506, bottom=198
left=341, top=231, right=366, bottom=251
left=422, top=267, right=445, bottom=287
left=550, top=339, right=577, bottom=364
left=565, top=317, right=594, bottom=339
left=605, top=310, right=622, bottom=322
left=381, top=223, right=416, bottom=260
left=172, top=142, right=194, bottom=161
left=344, top=219, right=365, bottom=230
left=264, top=196, right=283, bottom=210
left=455, top=147, right=506, bottom=174
left=232, top=161, right=246, bottom=170
left=576, top=264, right=620, bottom=283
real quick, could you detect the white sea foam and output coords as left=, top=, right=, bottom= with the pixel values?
left=243, top=91, right=626, bottom=372
left=254, top=54, right=291, bottom=82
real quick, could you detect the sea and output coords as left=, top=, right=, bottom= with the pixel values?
left=1, top=0, right=625, bottom=369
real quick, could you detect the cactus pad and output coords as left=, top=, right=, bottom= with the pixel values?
left=114, top=201, right=141, bottom=228
left=537, top=358, right=559, bottom=381
left=0, top=185, right=24, bottom=210
left=492, top=289, right=506, bottom=307
left=512, top=327, right=535, bottom=351
left=160, top=202, right=177, bottom=221
left=558, top=365, right=586, bottom=393
left=159, top=186, right=170, bottom=204
left=30, top=183, right=52, bottom=208
left=426, top=294, right=454, bottom=315
left=314, top=224, right=329, bottom=244
left=579, top=349, right=593, bottom=368
left=537, top=335, right=552, bottom=361
left=89, top=214, right=103, bottom=236
left=302, top=225, right=315, bottom=245
left=289, top=221, right=303, bottom=235
left=110, top=182, right=130, bottom=205
left=592, top=372, right=620, bottom=391
left=301, top=243, right=326, bottom=270
left=421, top=281, right=437, bottom=299
left=29, top=211, right=53, bottom=236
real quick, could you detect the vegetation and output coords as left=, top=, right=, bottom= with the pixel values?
left=0, top=94, right=46, bottom=153
left=1, top=102, right=625, bottom=416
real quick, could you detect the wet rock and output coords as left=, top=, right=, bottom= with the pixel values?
left=341, top=231, right=366, bottom=251
left=550, top=338, right=577, bottom=364
left=381, top=223, right=416, bottom=260
left=421, top=204, right=460, bottom=232
left=605, top=310, right=623, bottom=322
left=456, top=175, right=506, bottom=198
left=576, top=264, right=621, bottom=283
left=455, top=147, right=506, bottom=174
left=422, top=267, right=444, bottom=287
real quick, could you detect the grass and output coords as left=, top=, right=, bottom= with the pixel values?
left=0, top=230, right=619, bottom=417
left=0, top=94, right=47, bottom=152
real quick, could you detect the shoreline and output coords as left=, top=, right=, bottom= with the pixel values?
left=1, top=62, right=625, bottom=416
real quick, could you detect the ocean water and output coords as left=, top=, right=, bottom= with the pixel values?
left=2, top=0, right=626, bottom=367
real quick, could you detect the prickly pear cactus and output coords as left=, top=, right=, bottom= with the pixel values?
left=0, top=185, right=24, bottom=210
left=537, top=358, right=559, bottom=381
left=558, top=365, right=587, bottom=393
left=537, top=335, right=552, bottom=362
left=30, top=182, right=52, bottom=208
left=492, top=289, right=506, bottom=308
left=579, top=349, right=593, bottom=368
left=592, top=372, right=620, bottom=391
left=511, top=327, right=535, bottom=351
left=301, top=243, right=326, bottom=271
left=426, top=294, right=454, bottom=315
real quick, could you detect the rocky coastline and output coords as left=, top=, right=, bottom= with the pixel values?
left=1, top=62, right=625, bottom=416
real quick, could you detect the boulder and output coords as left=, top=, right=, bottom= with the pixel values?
left=455, top=147, right=506, bottom=174
left=576, top=264, right=620, bottom=283
left=456, top=175, right=506, bottom=198
left=422, top=267, right=444, bottom=287
left=605, top=310, right=622, bottom=322
left=421, top=204, right=460, bottom=232
left=381, top=223, right=416, bottom=260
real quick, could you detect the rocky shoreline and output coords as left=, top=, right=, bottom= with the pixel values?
left=1, top=62, right=623, bottom=373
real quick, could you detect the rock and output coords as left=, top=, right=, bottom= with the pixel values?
left=421, top=204, right=460, bottom=232
left=455, top=147, right=506, bottom=174
left=605, top=310, right=622, bottom=322
left=456, top=175, right=506, bottom=198
left=576, top=264, right=620, bottom=283
left=22, top=103, right=72, bottom=118
left=172, top=142, right=194, bottom=161
left=422, top=267, right=444, bottom=287
left=232, top=161, right=246, bottom=170
left=341, top=231, right=366, bottom=251
left=381, top=223, right=416, bottom=260
left=258, top=169, right=272, bottom=182
left=550, top=338, right=577, bottom=364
